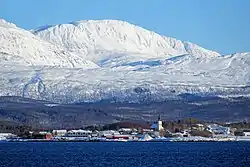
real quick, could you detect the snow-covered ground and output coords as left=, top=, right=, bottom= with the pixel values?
left=0, top=19, right=249, bottom=103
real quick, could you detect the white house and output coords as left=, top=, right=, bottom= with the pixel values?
left=0, top=133, right=16, bottom=140
left=207, top=124, right=230, bottom=135
left=119, top=128, right=132, bottom=132
left=195, top=124, right=205, bottom=131
left=243, top=132, right=250, bottom=136
left=52, top=130, right=67, bottom=136
left=66, top=129, right=92, bottom=137
left=39, top=131, right=48, bottom=135
left=98, top=130, right=120, bottom=137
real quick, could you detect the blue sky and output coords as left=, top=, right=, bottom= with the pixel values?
left=1, top=0, right=250, bottom=54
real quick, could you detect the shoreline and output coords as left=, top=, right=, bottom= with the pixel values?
left=5, top=137, right=249, bottom=143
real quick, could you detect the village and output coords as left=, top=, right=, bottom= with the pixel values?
left=1, top=117, right=250, bottom=142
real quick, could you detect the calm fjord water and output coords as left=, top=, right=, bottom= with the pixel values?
left=0, top=142, right=249, bottom=167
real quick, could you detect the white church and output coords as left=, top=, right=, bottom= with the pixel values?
left=151, top=115, right=164, bottom=131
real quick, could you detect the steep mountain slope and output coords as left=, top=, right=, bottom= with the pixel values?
left=0, top=19, right=249, bottom=104
left=0, top=19, right=98, bottom=68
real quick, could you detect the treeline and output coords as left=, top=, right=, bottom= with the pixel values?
left=84, top=121, right=151, bottom=131
left=84, top=118, right=204, bottom=132
left=163, top=118, right=203, bottom=133
left=0, top=121, right=32, bottom=135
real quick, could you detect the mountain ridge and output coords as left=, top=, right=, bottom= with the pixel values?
left=32, top=19, right=221, bottom=64
left=0, top=18, right=249, bottom=104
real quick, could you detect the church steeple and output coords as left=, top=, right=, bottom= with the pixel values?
left=157, top=114, right=164, bottom=131
left=158, top=114, right=161, bottom=121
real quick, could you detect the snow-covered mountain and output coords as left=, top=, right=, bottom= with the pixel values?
left=33, top=20, right=220, bottom=65
left=0, top=19, right=249, bottom=103
left=0, top=19, right=99, bottom=68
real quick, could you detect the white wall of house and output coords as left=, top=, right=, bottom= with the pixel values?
left=243, top=132, right=250, bottom=136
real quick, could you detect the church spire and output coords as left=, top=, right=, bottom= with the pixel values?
left=158, top=114, right=161, bottom=121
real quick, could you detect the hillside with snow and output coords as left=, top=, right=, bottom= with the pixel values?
left=0, top=19, right=249, bottom=103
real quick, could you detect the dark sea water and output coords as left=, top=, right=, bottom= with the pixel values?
left=0, top=142, right=250, bottom=167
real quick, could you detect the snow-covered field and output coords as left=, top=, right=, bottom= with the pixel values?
left=0, top=19, right=249, bottom=103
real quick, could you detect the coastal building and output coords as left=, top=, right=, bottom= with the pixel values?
left=151, top=115, right=164, bottom=131
left=172, top=130, right=190, bottom=137
left=195, top=124, right=205, bottom=131
left=119, top=128, right=132, bottom=134
left=157, top=117, right=164, bottom=131
left=97, top=130, right=134, bottom=140
left=66, top=129, right=92, bottom=137
left=98, top=130, right=120, bottom=138
left=91, top=131, right=99, bottom=138
left=0, top=133, right=16, bottom=137
left=0, top=133, right=16, bottom=140
left=142, top=129, right=154, bottom=133
left=110, top=134, right=132, bottom=140
left=243, top=132, right=250, bottom=136
left=207, top=124, right=230, bottom=135
left=52, top=130, right=67, bottom=136
left=39, top=131, right=48, bottom=135
left=236, top=132, right=250, bottom=141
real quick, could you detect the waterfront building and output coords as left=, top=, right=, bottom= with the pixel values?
left=119, top=128, right=132, bottom=134
left=98, top=130, right=120, bottom=138
left=195, top=124, right=205, bottom=131
left=151, top=115, right=164, bottom=131
left=66, top=129, right=92, bottom=137
left=0, top=133, right=16, bottom=140
left=52, top=130, right=67, bottom=136
left=39, top=131, right=49, bottom=135
left=243, top=131, right=250, bottom=136
left=91, top=131, right=99, bottom=137
left=207, top=124, right=230, bottom=135
left=172, top=130, right=190, bottom=137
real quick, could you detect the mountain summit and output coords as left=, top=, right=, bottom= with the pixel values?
left=33, top=20, right=220, bottom=64
left=0, top=19, right=98, bottom=68
left=0, top=19, right=249, bottom=103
